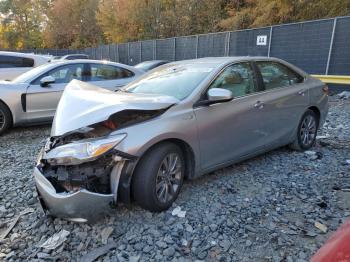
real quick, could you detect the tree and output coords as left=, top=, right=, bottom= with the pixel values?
left=97, top=0, right=144, bottom=43
left=0, top=0, right=49, bottom=49
left=44, top=0, right=103, bottom=48
left=218, top=0, right=350, bottom=31
left=97, top=0, right=226, bottom=43
left=1, top=0, right=349, bottom=48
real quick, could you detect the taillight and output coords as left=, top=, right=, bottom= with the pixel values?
left=102, top=120, right=118, bottom=129
left=322, top=85, right=329, bottom=96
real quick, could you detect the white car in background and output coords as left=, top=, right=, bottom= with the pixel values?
left=50, top=54, right=89, bottom=61
left=0, top=51, right=51, bottom=80
left=0, top=59, right=143, bottom=134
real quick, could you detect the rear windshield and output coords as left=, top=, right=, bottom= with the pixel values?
left=122, top=64, right=213, bottom=100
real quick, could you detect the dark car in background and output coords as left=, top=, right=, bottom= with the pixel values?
left=50, top=54, right=89, bottom=62
left=60, top=54, right=89, bottom=60
left=134, top=60, right=169, bottom=71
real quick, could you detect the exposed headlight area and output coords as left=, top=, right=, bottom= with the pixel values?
left=43, top=134, right=127, bottom=166
left=38, top=134, right=128, bottom=196
left=34, top=107, right=168, bottom=221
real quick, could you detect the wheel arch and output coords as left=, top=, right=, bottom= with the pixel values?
left=307, top=106, right=321, bottom=126
left=118, top=138, right=196, bottom=205
left=137, top=138, right=196, bottom=180
left=0, top=99, right=14, bottom=127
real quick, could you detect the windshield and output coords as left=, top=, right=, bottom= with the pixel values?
left=122, top=64, right=213, bottom=100
left=12, top=63, right=54, bottom=83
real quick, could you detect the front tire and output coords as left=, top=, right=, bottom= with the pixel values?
left=290, top=109, right=318, bottom=151
left=0, top=102, right=12, bottom=135
left=132, top=142, right=185, bottom=212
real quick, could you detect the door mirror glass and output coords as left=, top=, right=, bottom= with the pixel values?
left=40, top=75, right=55, bottom=87
left=207, top=88, right=233, bottom=103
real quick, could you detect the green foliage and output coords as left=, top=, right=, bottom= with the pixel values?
left=44, top=0, right=103, bottom=48
left=0, top=0, right=49, bottom=48
left=0, top=0, right=349, bottom=49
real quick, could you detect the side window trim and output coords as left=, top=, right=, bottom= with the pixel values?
left=250, top=61, right=265, bottom=92
left=121, top=66, right=135, bottom=78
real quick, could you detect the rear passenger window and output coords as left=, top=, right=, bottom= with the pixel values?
left=88, top=64, right=134, bottom=81
left=0, top=55, right=34, bottom=68
left=256, top=62, right=303, bottom=90
left=209, top=62, right=258, bottom=97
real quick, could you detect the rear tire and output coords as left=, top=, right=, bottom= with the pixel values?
left=0, top=102, right=12, bottom=135
left=290, top=109, right=318, bottom=151
left=132, top=142, right=185, bottom=212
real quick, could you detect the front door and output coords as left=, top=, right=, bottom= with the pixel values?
left=194, top=62, right=266, bottom=170
left=25, top=63, right=85, bottom=121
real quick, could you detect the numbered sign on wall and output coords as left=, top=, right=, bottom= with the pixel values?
left=256, top=35, right=267, bottom=46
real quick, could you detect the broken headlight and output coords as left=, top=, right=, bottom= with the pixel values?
left=43, top=134, right=127, bottom=165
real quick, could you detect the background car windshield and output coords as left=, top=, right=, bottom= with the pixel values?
left=123, top=64, right=213, bottom=100
left=12, top=63, right=53, bottom=83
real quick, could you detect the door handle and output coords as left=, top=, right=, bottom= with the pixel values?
left=254, top=101, right=264, bottom=109
left=298, top=90, right=306, bottom=96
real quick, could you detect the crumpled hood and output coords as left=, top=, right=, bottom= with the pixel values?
left=51, top=80, right=179, bottom=136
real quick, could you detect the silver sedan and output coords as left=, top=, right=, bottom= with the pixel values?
left=0, top=60, right=143, bottom=134
left=34, top=57, right=328, bottom=221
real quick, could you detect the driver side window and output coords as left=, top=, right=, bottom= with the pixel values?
left=209, top=62, right=257, bottom=98
left=33, top=64, right=84, bottom=85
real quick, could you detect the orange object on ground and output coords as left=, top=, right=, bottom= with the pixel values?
left=311, top=219, right=350, bottom=262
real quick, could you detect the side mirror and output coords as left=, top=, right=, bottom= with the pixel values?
left=207, top=88, right=233, bottom=103
left=40, top=76, right=55, bottom=87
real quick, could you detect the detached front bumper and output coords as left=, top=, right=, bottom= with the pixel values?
left=34, top=167, right=115, bottom=222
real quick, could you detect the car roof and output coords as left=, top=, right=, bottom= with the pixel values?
left=48, top=59, right=144, bottom=73
left=63, top=54, right=88, bottom=56
left=168, top=56, right=307, bottom=77
left=51, top=59, right=126, bottom=65
left=170, top=56, right=283, bottom=66
left=138, top=60, right=169, bottom=64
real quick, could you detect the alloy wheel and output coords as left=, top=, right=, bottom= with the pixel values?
left=300, top=115, right=316, bottom=147
left=155, top=153, right=182, bottom=204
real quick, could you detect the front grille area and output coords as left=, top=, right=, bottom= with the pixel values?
left=40, top=155, right=114, bottom=194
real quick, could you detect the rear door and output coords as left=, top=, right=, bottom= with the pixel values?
left=25, top=63, right=85, bottom=121
left=253, top=61, right=309, bottom=146
left=86, top=63, right=135, bottom=91
left=194, top=62, right=267, bottom=170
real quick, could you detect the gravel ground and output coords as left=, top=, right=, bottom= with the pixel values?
left=0, top=95, right=349, bottom=262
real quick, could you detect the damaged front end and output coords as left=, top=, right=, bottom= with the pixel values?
left=35, top=128, right=134, bottom=222
left=34, top=80, right=178, bottom=222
